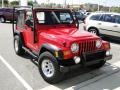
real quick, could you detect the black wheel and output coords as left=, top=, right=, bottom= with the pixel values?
left=0, top=17, right=5, bottom=23
left=88, top=28, right=99, bottom=36
left=14, top=35, right=25, bottom=55
left=88, top=60, right=106, bottom=69
left=38, top=51, right=64, bottom=84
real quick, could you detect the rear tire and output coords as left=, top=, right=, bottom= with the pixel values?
left=88, top=28, right=99, bottom=36
left=0, top=17, right=5, bottom=23
left=14, top=35, right=25, bottom=55
left=38, top=51, right=64, bottom=84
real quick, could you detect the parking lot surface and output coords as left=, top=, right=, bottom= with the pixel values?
left=0, top=23, right=120, bottom=90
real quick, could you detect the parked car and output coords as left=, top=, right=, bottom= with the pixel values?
left=72, top=11, right=86, bottom=21
left=13, top=7, right=112, bottom=84
left=85, top=12, right=92, bottom=16
left=84, top=12, right=120, bottom=39
left=60, top=13, right=72, bottom=22
left=0, top=8, right=17, bottom=23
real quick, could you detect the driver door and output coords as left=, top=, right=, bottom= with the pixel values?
left=18, top=11, right=38, bottom=51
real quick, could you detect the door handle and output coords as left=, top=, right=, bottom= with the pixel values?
left=98, top=23, right=101, bottom=25
left=113, top=25, right=118, bottom=27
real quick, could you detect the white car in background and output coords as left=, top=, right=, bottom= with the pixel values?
left=60, top=13, right=71, bottom=22
left=84, top=12, right=120, bottom=39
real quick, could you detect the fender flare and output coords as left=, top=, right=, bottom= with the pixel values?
left=39, top=43, right=63, bottom=60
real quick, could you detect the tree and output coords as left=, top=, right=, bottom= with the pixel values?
left=0, top=0, right=9, bottom=7
left=28, top=1, right=33, bottom=6
left=28, top=0, right=39, bottom=6
left=10, top=1, right=19, bottom=6
left=111, top=7, right=120, bottom=13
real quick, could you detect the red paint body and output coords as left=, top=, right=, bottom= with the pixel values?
left=16, top=8, right=110, bottom=60
left=22, top=25, right=110, bottom=59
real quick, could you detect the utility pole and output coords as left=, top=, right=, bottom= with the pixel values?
left=109, top=7, right=111, bottom=12
left=64, top=0, right=66, bottom=8
left=2, top=0, right=4, bottom=8
left=78, top=0, right=80, bottom=11
left=98, top=0, right=101, bottom=11
left=63, top=0, right=66, bottom=8
left=98, top=2, right=100, bottom=11
left=72, top=0, right=73, bottom=9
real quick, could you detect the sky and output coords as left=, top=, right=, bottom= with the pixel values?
left=8, top=0, right=120, bottom=7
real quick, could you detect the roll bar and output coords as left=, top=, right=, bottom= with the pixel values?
left=12, top=5, right=37, bottom=43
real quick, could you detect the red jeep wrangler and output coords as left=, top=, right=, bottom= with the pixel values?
left=13, top=6, right=112, bottom=83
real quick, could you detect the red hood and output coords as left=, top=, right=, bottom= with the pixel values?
left=39, top=28, right=100, bottom=46
left=45, top=28, right=98, bottom=39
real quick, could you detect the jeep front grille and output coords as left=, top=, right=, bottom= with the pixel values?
left=79, top=40, right=96, bottom=55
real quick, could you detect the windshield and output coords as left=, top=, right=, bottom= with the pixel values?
left=36, top=11, right=74, bottom=25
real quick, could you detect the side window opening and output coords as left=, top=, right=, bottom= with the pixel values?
left=114, top=15, right=120, bottom=24
left=36, top=12, right=45, bottom=24
left=90, top=14, right=101, bottom=21
left=26, top=11, right=33, bottom=20
left=25, top=11, right=33, bottom=27
left=17, top=10, right=25, bottom=29
left=102, top=14, right=114, bottom=23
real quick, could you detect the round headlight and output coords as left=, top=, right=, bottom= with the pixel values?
left=96, top=40, right=102, bottom=48
left=71, top=43, right=79, bottom=53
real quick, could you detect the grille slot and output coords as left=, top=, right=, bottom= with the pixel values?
left=79, top=40, right=96, bottom=55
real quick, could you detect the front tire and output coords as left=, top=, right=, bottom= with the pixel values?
left=38, top=51, right=64, bottom=84
left=14, top=35, right=25, bottom=55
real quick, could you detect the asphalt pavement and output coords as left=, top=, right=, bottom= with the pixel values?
left=0, top=23, right=120, bottom=90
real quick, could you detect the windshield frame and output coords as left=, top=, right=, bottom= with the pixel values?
left=34, top=9, right=75, bottom=25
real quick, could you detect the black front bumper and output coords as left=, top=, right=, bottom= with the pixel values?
left=82, top=50, right=112, bottom=66
left=59, top=50, right=112, bottom=72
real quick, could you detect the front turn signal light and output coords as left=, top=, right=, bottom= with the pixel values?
left=104, top=43, right=110, bottom=50
left=63, top=50, right=71, bottom=56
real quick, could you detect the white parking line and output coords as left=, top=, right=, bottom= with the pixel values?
left=0, top=55, right=33, bottom=90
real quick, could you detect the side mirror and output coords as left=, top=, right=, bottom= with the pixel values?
left=25, top=19, right=33, bottom=27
